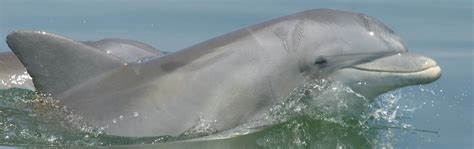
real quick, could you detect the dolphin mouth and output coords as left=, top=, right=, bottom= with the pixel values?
left=348, top=53, right=442, bottom=82
left=328, top=53, right=441, bottom=99
left=351, top=53, right=440, bottom=73
left=350, top=65, right=442, bottom=81
left=351, top=64, right=440, bottom=73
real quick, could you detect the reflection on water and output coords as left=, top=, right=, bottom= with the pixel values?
left=0, top=79, right=445, bottom=148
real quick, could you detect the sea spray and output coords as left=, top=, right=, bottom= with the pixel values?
left=0, top=80, right=442, bottom=147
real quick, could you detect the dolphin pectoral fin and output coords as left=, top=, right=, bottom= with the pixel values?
left=6, top=30, right=123, bottom=97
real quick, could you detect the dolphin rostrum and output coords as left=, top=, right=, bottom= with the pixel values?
left=0, top=38, right=163, bottom=90
left=6, top=9, right=441, bottom=137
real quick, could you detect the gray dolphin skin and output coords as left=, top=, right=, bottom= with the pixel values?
left=0, top=38, right=163, bottom=90
left=82, top=38, right=164, bottom=62
left=6, top=9, right=441, bottom=137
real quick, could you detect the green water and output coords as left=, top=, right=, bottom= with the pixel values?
left=0, top=79, right=448, bottom=148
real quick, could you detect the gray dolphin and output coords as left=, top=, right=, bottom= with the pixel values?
left=0, top=38, right=163, bottom=90
left=6, top=9, right=441, bottom=137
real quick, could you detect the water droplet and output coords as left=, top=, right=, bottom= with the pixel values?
left=47, top=136, right=57, bottom=142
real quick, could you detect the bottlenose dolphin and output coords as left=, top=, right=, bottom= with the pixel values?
left=6, top=9, right=441, bottom=137
left=0, top=38, right=163, bottom=90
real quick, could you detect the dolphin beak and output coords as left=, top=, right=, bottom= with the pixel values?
left=328, top=53, right=441, bottom=99
left=351, top=53, right=442, bottom=84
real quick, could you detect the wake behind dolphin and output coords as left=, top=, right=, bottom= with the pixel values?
left=5, top=9, right=441, bottom=137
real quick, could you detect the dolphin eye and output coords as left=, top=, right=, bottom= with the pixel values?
left=314, top=58, right=328, bottom=66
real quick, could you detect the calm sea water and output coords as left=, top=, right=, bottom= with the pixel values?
left=0, top=0, right=472, bottom=148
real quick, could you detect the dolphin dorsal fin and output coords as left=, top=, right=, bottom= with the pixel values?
left=6, top=30, right=124, bottom=97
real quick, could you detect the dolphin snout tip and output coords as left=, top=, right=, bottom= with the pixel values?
left=422, top=57, right=441, bottom=83
left=429, top=65, right=442, bottom=82
left=421, top=55, right=438, bottom=69
left=404, top=54, right=441, bottom=84
left=419, top=64, right=441, bottom=85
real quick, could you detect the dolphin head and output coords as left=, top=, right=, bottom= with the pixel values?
left=285, top=9, right=441, bottom=98
left=291, top=9, right=408, bottom=79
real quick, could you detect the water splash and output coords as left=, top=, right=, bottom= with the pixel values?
left=244, top=79, right=441, bottom=148
left=248, top=79, right=371, bottom=129
left=179, top=114, right=218, bottom=139
left=0, top=88, right=105, bottom=146
left=0, top=72, right=32, bottom=88
left=0, top=79, right=448, bottom=147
